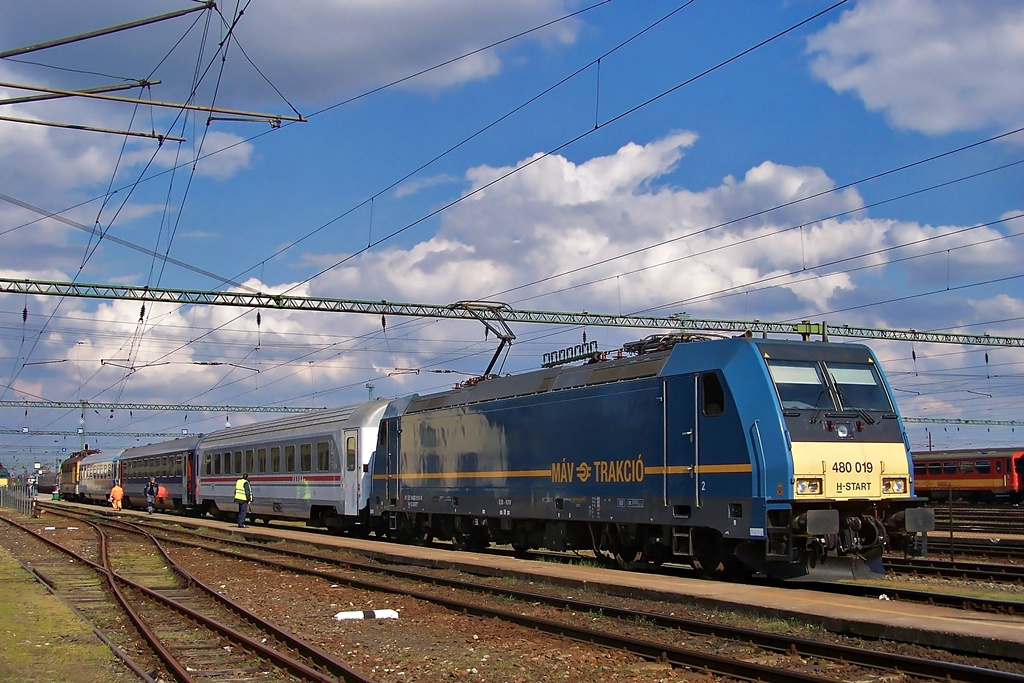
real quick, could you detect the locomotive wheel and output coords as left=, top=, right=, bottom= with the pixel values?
left=463, top=527, right=489, bottom=552
left=721, top=554, right=752, bottom=581
left=510, top=527, right=531, bottom=556
left=393, top=515, right=416, bottom=544
left=691, top=529, right=725, bottom=579
left=615, top=548, right=642, bottom=569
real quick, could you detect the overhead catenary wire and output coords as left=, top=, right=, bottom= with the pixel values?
left=4, top=2, right=1019, bottom=450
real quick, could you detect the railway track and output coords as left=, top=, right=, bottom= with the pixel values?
left=0, top=510, right=374, bottom=682
left=37, top=505, right=1024, bottom=683
left=887, top=556, right=1024, bottom=583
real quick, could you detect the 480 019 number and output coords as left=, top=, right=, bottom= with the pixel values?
left=832, top=461, right=873, bottom=474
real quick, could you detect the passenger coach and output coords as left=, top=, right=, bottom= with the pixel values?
left=196, top=401, right=388, bottom=531
left=912, top=448, right=1024, bottom=502
left=119, top=435, right=204, bottom=511
left=75, top=448, right=125, bottom=504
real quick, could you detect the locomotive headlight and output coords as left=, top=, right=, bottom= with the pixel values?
left=795, top=478, right=823, bottom=495
left=882, top=477, right=907, bottom=494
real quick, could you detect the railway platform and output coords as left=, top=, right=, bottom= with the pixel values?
left=47, top=502, right=1024, bottom=659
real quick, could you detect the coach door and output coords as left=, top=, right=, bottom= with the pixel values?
left=342, top=429, right=358, bottom=514
left=664, top=374, right=700, bottom=508
left=380, top=417, right=401, bottom=506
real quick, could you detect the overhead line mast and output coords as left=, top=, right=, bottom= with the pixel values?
left=4, top=276, right=1024, bottom=348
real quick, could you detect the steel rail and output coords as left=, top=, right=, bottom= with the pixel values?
left=96, top=517, right=377, bottom=683
left=2, top=512, right=375, bottom=683
left=98, top=511, right=1023, bottom=683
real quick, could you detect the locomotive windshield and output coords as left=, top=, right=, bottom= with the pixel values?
left=766, top=359, right=893, bottom=412
left=825, top=362, right=893, bottom=412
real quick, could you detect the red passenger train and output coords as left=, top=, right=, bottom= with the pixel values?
left=911, top=448, right=1024, bottom=502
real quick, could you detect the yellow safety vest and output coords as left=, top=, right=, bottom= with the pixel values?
left=234, top=478, right=249, bottom=501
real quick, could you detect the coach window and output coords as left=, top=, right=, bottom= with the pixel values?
left=701, top=373, right=725, bottom=416
left=317, top=442, right=330, bottom=471
left=163, top=455, right=169, bottom=476
left=943, top=461, right=957, bottom=475
left=346, top=436, right=357, bottom=472
left=204, top=454, right=212, bottom=475
left=927, top=462, right=941, bottom=475
left=176, top=454, right=183, bottom=476
left=301, top=443, right=312, bottom=472
left=285, top=445, right=296, bottom=472
left=232, top=450, right=242, bottom=474
left=223, top=452, right=231, bottom=475
left=976, top=460, right=991, bottom=474
left=270, top=446, right=281, bottom=473
left=959, top=461, right=975, bottom=475
left=213, top=453, right=221, bottom=475
left=257, top=448, right=267, bottom=473
left=913, top=462, right=926, bottom=476
left=245, top=449, right=255, bottom=474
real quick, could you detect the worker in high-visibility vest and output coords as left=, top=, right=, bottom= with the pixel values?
left=109, top=481, right=123, bottom=511
left=234, top=473, right=253, bottom=528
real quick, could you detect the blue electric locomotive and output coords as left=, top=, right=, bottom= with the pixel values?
left=369, top=334, right=933, bottom=580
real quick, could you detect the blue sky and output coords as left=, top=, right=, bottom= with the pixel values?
left=1, top=0, right=1023, bottom=469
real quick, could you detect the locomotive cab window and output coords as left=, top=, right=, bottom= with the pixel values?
left=766, top=361, right=834, bottom=410
left=824, top=362, right=893, bottom=412
left=701, top=373, right=725, bottom=416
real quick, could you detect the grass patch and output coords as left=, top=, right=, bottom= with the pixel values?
left=0, top=547, right=130, bottom=683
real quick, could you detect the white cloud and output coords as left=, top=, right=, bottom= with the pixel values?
left=394, top=173, right=461, bottom=198
left=0, top=1, right=581, bottom=108
left=806, top=0, right=1024, bottom=134
left=307, top=133, right=892, bottom=317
